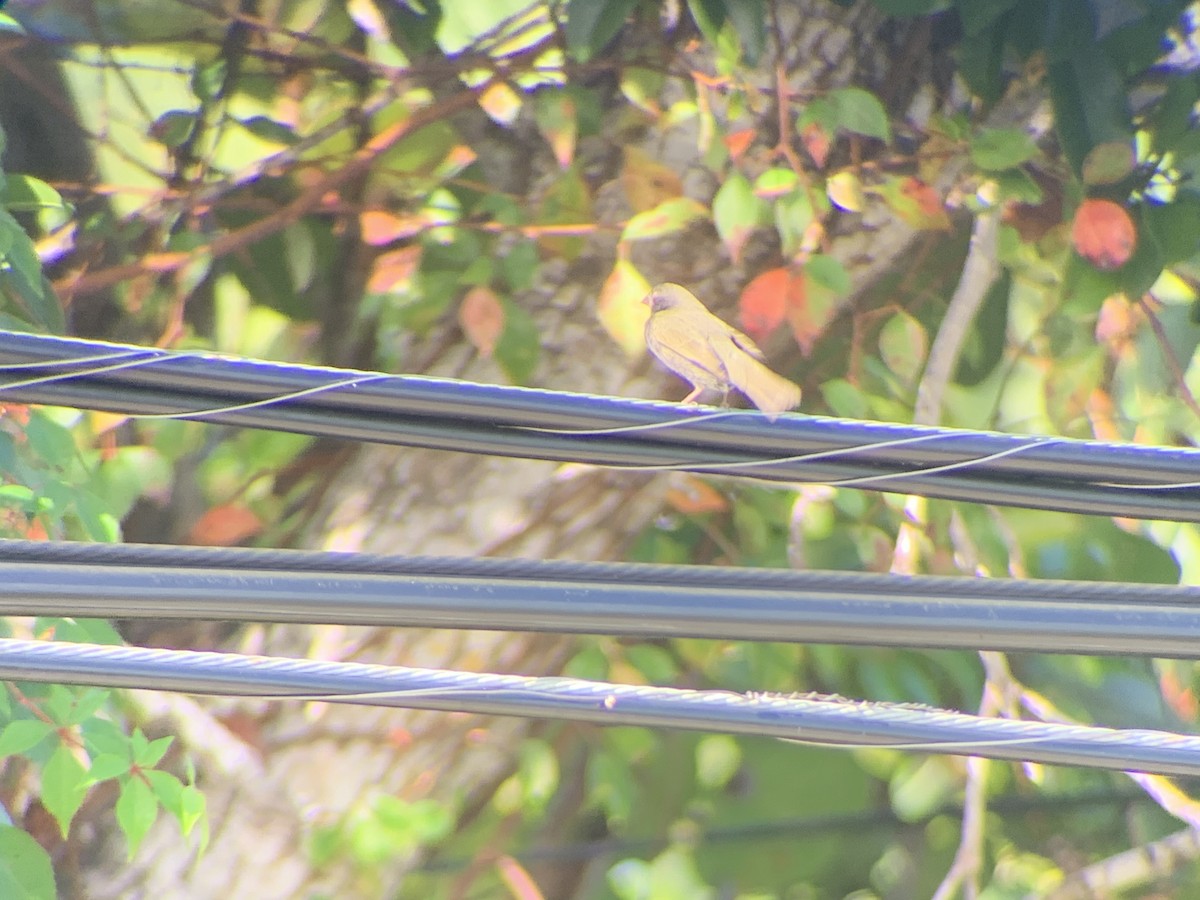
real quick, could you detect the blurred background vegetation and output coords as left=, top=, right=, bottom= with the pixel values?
left=1, top=0, right=1200, bottom=896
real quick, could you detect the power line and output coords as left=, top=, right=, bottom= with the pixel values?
left=0, top=637, right=1197, bottom=777
left=0, top=330, right=1197, bottom=520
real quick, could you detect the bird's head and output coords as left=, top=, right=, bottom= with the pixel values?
left=643, top=283, right=701, bottom=313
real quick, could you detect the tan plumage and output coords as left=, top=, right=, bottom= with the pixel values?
left=642, top=283, right=801, bottom=417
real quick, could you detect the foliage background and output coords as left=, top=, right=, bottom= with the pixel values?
left=0, top=0, right=1199, bottom=897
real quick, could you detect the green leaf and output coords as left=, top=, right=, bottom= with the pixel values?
left=1081, top=141, right=1135, bottom=186
left=0, top=825, right=56, bottom=900
left=879, top=310, right=928, bottom=386
left=1, top=176, right=69, bottom=217
left=178, top=783, right=207, bottom=845
left=1046, top=32, right=1133, bottom=177
left=0, top=720, right=53, bottom=757
left=564, top=0, right=638, bottom=62
left=494, top=298, right=540, bottom=384
left=144, top=770, right=184, bottom=819
left=42, top=743, right=89, bottom=838
left=820, top=378, right=869, bottom=419
left=115, top=777, right=158, bottom=858
left=829, top=87, right=891, bottom=142
left=686, top=0, right=726, bottom=45
left=236, top=115, right=300, bottom=146
left=192, top=59, right=227, bottom=103
left=724, top=0, right=766, bottom=65
left=695, top=734, right=741, bottom=790
left=623, top=644, right=678, bottom=683
left=712, top=173, right=769, bottom=262
left=149, top=110, right=198, bottom=149
left=773, top=189, right=814, bottom=258
left=620, top=197, right=708, bottom=242
left=804, top=254, right=851, bottom=295
left=0, top=210, right=63, bottom=332
left=88, top=753, right=132, bottom=782
left=135, top=734, right=174, bottom=768
left=970, top=127, right=1038, bottom=172
left=753, top=168, right=800, bottom=198
left=1143, top=194, right=1200, bottom=266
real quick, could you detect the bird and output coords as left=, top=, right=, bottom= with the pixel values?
left=642, top=282, right=802, bottom=417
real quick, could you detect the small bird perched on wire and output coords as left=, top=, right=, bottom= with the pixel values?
left=642, top=282, right=802, bottom=417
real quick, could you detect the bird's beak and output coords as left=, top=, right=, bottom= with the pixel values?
left=641, top=293, right=653, bottom=306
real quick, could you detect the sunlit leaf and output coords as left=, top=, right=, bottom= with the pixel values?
left=1081, top=141, right=1135, bottom=186
left=534, top=90, right=578, bottom=167
left=597, top=259, right=651, bottom=357
left=712, top=173, right=768, bottom=264
left=826, top=170, right=864, bottom=212
left=620, top=197, right=707, bottom=243
left=879, top=310, right=928, bottom=387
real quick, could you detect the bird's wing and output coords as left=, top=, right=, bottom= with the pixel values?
left=727, top=325, right=765, bottom=360
left=648, top=310, right=729, bottom=389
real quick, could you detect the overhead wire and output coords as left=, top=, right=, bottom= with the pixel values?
left=1, top=637, right=1198, bottom=777
left=3, top=539, right=1200, bottom=658
left=0, top=330, right=1197, bottom=520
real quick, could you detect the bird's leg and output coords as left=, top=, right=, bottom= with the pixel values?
left=680, top=386, right=703, bottom=404
left=718, top=388, right=730, bottom=408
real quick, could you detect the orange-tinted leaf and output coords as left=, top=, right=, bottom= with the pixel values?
left=621, top=197, right=707, bottom=242
left=360, top=210, right=425, bottom=246
left=477, top=82, right=523, bottom=126
left=800, top=122, right=831, bottom=169
left=723, top=128, right=755, bottom=161
left=367, top=245, right=422, bottom=294
left=785, top=264, right=839, bottom=355
left=665, top=476, right=728, bottom=515
left=597, top=259, right=651, bottom=357
left=1072, top=198, right=1137, bottom=270
left=826, top=171, right=864, bottom=212
left=458, top=286, right=506, bottom=357
left=188, top=504, right=262, bottom=546
left=879, top=176, right=951, bottom=230
left=1094, top=293, right=1139, bottom=360
left=738, top=267, right=792, bottom=342
left=753, top=168, right=799, bottom=199
left=621, top=147, right=684, bottom=212
left=24, top=518, right=48, bottom=541
left=534, top=90, right=577, bottom=169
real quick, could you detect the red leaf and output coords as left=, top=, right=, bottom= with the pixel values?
left=187, top=504, right=262, bottom=547
left=800, top=122, right=832, bottom=169
left=1072, top=198, right=1137, bottom=270
left=723, top=128, right=755, bottom=161
left=458, top=287, right=506, bottom=358
left=739, top=267, right=802, bottom=342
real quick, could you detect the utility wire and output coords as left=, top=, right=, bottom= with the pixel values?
left=0, top=637, right=1197, bottom=777
left=0, top=331, right=1197, bottom=520
left=4, top=540, right=1200, bottom=658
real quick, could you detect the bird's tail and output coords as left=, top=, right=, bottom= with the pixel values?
left=718, top=347, right=802, bottom=418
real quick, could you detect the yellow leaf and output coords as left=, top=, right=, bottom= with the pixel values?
left=597, top=260, right=651, bottom=357
left=826, top=171, right=864, bottom=212
left=621, top=146, right=683, bottom=212
left=478, top=82, right=524, bottom=126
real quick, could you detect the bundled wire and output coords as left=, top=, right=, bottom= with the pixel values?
left=0, top=330, right=1197, bottom=521
left=2, top=636, right=1198, bottom=777
left=3, top=539, right=1200, bottom=658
